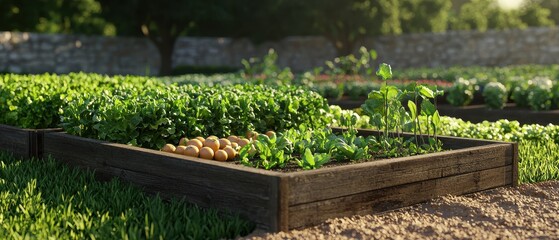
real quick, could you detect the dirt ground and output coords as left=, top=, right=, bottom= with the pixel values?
left=244, top=180, right=559, bottom=239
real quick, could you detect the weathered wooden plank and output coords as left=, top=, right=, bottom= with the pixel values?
left=92, top=165, right=278, bottom=230
left=331, top=127, right=511, bottom=149
left=0, top=124, right=62, bottom=159
left=287, top=143, right=512, bottom=205
left=44, top=133, right=281, bottom=196
left=511, top=141, right=519, bottom=187
left=277, top=176, right=290, bottom=232
left=0, top=124, right=32, bottom=158
left=31, top=128, right=62, bottom=159
left=43, top=132, right=283, bottom=231
left=288, top=165, right=513, bottom=229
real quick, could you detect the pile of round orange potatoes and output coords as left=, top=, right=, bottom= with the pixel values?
left=160, top=130, right=275, bottom=161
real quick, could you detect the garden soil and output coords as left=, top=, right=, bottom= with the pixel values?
left=243, top=180, right=559, bottom=239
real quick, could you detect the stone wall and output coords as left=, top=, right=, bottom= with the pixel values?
left=365, top=27, right=559, bottom=69
left=0, top=32, right=159, bottom=75
left=2, top=27, right=559, bottom=75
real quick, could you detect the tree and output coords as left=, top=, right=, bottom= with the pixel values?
left=532, top=0, right=559, bottom=24
left=0, top=0, right=110, bottom=35
left=195, top=0, right=312, bottom=44
left=98, top=0, right=226, bottom=76
left=400, top=0, right=452, bottom=33
left=518, top=1, right=555, bottom=27
left=450, top=0, right=554, bottom=31
left=305, top=0, right=402, bottom=56
left=450, top=0, right=495, bottom=31
left=0, top=0, right=46, bottom=31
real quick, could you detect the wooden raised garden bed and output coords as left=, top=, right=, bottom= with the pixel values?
left=0, top=124, right=62, bottom=159
left=328, top=97, right=559, bottom=125
left=42, top=129, right=517, bottom=231
left=437, top=104, right=559, bottom=125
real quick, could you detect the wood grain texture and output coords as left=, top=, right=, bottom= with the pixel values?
left=277, top=176, right=290, bottom=231
left=43, top=132, right=282, bottom=230
left=331, top=127, right=511, bottom=149
left=287, top=143, right=512, bottom=205
left=288, top=165, right=513, bottom=229
left=0, top=124, right=62, bottom=159
left=511, top=141, right=519, bottom=187
left=0, top=124, right=31, bottom=158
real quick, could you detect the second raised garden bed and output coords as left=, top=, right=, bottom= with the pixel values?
left=42, top=128, right=517, bottom=231
left=328, top=98, right=559, bottom=125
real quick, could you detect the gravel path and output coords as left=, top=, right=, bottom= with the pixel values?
left=244, top=181, right=559, bottom=239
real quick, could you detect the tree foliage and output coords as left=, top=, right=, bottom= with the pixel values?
left=449, top=0, right=554, bottom=31
left=98, top=0, right=228, bottom=75
left=400, top=0, right=452, bottom=33
left=0, top=0, right=111, bottom=35
left=304, top=0, right=401, bottom=56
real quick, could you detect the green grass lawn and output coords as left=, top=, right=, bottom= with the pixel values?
left=0, top=151, right=254, bottom=239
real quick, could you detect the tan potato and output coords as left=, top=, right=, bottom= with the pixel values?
left=178, top=137, right=189, bottom=146
left=223, top=146, right=237, bottom=160
left=204, top=138, right=220, bottom=152
left=175, top=145, right=187, bottom=155
left=183, top=145, right=199, bottom=158
left=218, top=138, right=231, bottom=149
left=199, top=147, right=214, bottom=160
left=227, top=135, right=239, bottom=143
left=246, top=130, right=259, bottom=140
left=186, top=139, right=203, bottom=149
left=161, top=144, right=176, bottom=153
left=231, top=142, right=239, bottom=150
left=195, top=136, right=206, bottom=144
left=265, top=130, right=276, bottom=138
left=238, top=138, right=250, bottom=148
left=214, top=149, right=228, bottom=162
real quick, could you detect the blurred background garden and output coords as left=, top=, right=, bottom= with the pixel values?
left=2, top=0, right=559, bottom=75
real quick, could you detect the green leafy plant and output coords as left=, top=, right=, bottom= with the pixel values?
left=527, top=77, right=554, bottom=111
left=296, top=148, right=331, bottom=170
left=446, top=77, right=476, bottom=106
left=241, top=48, right=294, bottom=86
left=482, top=82, right=508, bottom=109
left=553, top=83, right=559, bottom=109
left=511, top=78, right=531, bottom=108
left=61, top=83, right=330, bottom=150
left=361, top=63, right=443, bottom=156
left=243, top=134, right=293, bottom=170
left=325, top=47, right=378, bottom=76
left=0, top=73, right=164, bottom=128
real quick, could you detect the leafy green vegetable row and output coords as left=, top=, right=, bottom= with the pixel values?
left=61, top=84, right=330, bottom=150
left=0, top=151, right=253, bottom=239
left=237, top=125, right=442, bottom=171
left=0, top=73, right=165, bottom=128
left=447, top=76, right=559, bottom=110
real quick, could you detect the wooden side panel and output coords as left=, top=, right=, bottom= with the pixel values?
left=331, top=128, right=508, bottom=149
left=0, top=124, right=32, bottom=158
left=288, top=143, right=512, bottom=205
left=288, top=165, right=513, bottom=229
left=32, top=128, right=63, bottom=159
left=43, top=132, right=282, bottom=231
left=511, top=141, right=519, bottom=187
